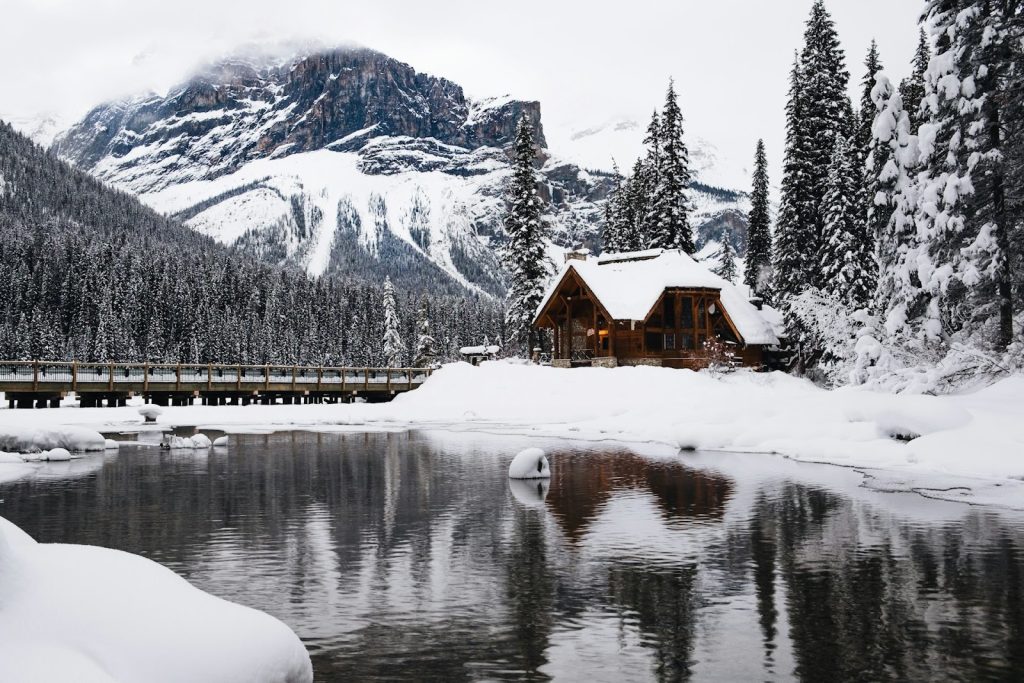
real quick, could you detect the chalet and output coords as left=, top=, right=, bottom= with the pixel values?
left=533, top=249, right=781, bottom=369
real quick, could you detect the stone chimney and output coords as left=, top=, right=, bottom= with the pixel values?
left=564, top=248, right=590, bottom=263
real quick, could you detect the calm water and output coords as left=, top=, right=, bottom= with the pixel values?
left=1, top=430, right=1023, bottom=682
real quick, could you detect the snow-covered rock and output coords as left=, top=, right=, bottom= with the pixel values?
left=161, top=434, right=212, bottom=450
left=0, top=515, right=313, bottom=682
left=213, top=435, right=229, bottom=447
left=0, top=426, right=105, bottom=454
left=138, top=406, right=163, bottom=423
left=508, top=448, right=551, bottom=479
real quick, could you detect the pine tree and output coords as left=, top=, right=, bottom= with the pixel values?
left=414, top=300, right=438, bottom=368
left=502, top=116, right=550, bottom=355
left=602, top=161, right=626, bottom=253
left=649, top=80, right=694, bottom=252
left=639, top=109, right=662, bottom=236
left=382, top=276, right=405, bottom=367
left=744, top=139, right=772, bottom=298
left=773, top=54, right=811, bottom=302
left=820, top=133, right=874, bottom=306
left=911, top=0, right=1014, bottom=349
left=898, top=29, right=930, bottom=133
left=857, top=41, right=885, bottom=228
left=784, top=0, right=851, bottom=293
left=713, top=233, right=738, bottom=283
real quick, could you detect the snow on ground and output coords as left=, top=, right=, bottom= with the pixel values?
left=0, top=516, right=313, bottom=683
left=1, top=363, right=1023, bottom=507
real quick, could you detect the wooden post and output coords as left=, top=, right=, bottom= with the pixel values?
left=109, top=362, right=115, bottom=391
left=207, top=364, right=212, bottom=391
left=291, top=365, right=297, bottom=391
left=143, top=362, right=149, bottom=393
left=32, top=361, right=39, bottom=392
left=387, top=369, right=392, bottom=393
left=72, top=361, right=78, bottom=392
left=341, top=367, right=347, bottom=392
left=408, top=369, right=413, bottom=391
left=175, top=364, right=181, bottom=392
left=316, top=366, right=322, bottom=392
left=264, top=366, right=270, bottom=391
left=364, top=367, right=369, bottom=390
left=236, top=365, right=242, bottom=392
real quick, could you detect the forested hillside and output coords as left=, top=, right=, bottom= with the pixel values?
left=0, top=121, right=504, bottom=365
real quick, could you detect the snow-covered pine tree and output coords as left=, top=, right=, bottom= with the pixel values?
left=820, top=133, right=874, bottom=306
left=773, top=54, right=812, bottom=302
left=602, top=161, right=626, bottom=253
left=382, top=276, right=405, bottom=367
left=857, top=41, right=885, bottom=244
left=898, top=28, right=931, bottom=133
left=649, top=80, right=694, bottom=253
left=913, top=0, right=1014, bottom=349
left=623, top=158, right=649, bottom=251
left=639, top=109, right=662, bottom=236
left=501, top=116, right=550, bottom=356
left=794, top=0, right=851, bottom=289
left=713, top=233, right=738, bottom=283
left=744, top=139, right=772, bottom=298
left=414, top=299, right=438, bottom=368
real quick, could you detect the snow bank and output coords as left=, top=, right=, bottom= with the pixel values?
left=0, top=426, right=105, bottom=453
left=0, top=515, right=313, bottom=683
left=390, top=363, right=1024, bottom=486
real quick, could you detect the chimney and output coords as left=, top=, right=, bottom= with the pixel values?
left=564, top=248, right=590, bottom=263
left=749, top=296, right=764, bottom=311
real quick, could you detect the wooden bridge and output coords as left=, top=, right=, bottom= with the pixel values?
left=0, top=361, right=434, bottom=408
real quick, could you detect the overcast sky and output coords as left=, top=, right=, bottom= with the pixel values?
left=1, top=0, right=924, bottom=189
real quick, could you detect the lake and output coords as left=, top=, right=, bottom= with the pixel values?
left=1, top=429, right=1022, bottom=681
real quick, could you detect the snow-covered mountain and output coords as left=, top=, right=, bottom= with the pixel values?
left=53, top=46, right=750, bottom=295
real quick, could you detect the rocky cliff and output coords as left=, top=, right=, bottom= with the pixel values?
left=54, top=46, right=745, bottom=295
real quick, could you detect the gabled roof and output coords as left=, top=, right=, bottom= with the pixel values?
left=535, top=249, right=780, bottom=346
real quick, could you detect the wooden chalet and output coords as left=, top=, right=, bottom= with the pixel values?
left=533, top=249, right=781, bottom=369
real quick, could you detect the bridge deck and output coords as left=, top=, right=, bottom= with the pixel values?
left=0, top=361, right=433, bottom=408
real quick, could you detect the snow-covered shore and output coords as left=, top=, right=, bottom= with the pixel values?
left=0, top=516, right=313, bottom=682
left=2, top=362, right=1023, bottom=504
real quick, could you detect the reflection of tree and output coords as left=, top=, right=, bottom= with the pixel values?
left=607, top=561, right=698, bottom=682
left=749, top=493, right=778, bottom=668
left=545, top=450, right=732, bottom=540
left=504, top=506, right=555, bottom=677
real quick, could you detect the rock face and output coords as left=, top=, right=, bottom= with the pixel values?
left=54, top=46, right=746, bottom=295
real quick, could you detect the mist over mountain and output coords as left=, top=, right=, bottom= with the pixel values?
left=51, top=45, right=750, bottom=295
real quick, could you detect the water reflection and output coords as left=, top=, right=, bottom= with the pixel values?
left=0, top=431, right=1022, bottom=682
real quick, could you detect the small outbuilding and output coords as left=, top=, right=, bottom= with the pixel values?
left=460, top=345, right=501, bottom=366
left=533, top=249, right=780, bottom=369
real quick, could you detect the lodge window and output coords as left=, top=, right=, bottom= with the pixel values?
left=663, top=298, right=676, bottom=327
left=681, top=334, right=695, bottom=350
left=681, top=297, right=694, bottom=327
left=664, top=333, right=675, bottom=350
left=645, top=332, right=664, bottom=351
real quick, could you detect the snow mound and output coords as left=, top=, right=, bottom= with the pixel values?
left=104, top=439, right=120, bottom=450
left=0, top=427, right=105, bottom=454
left=0, top=515, right=313, bottom=683
left=508, top=448, right=551, bottom=479
left=213, top=436, right=229, bottom=447
left=138, top=406, right=163, bottom=422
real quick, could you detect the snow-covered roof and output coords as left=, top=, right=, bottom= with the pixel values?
left=460, top=345, right=500, bottom=356
left=535, top=249, right=780, bottom=346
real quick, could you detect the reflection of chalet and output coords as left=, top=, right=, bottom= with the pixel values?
left=534, top=249, right=780, bottom=369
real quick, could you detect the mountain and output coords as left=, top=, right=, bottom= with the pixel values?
left=53, top=46, right=750, bottom=295
left=0, top=120, right=504, bottom=365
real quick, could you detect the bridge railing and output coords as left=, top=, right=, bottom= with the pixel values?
left=0, top=361, right=434, bottom=392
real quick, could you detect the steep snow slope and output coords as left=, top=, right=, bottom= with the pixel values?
left=54, top=47, right=750, bottom=295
